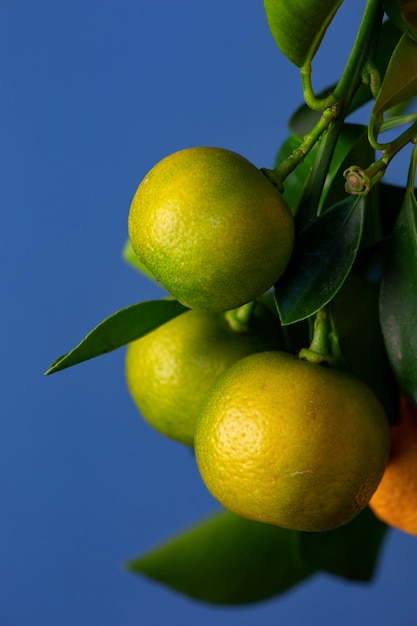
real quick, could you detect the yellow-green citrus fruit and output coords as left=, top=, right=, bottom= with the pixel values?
left=125, top=304, right=283, bottom=446
left=195, top=351, right=390, bottom=531
left=369, top=395, right=417, bottom=536
left=128, top=147, right=294, bottom=312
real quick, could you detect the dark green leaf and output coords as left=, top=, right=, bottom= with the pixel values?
left=329, top=271, right=399, bottom=422
left=378, top=181, right=405, bottom=235
left=300, top=507, right=388, bottom=581
left=126, top=511, right=314, bottom=605
left=275, top=197, right=366, bottom=325
left=382, top=0, right=417, bottom=41
left=45, top=299, right=188, bottom=375
left=263, top=0, right=343, bottom=68
left=372, top=34, right=417, bottom=116
left=380, top=190, right=417, bottom=405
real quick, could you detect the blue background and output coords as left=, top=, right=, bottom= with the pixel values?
left=1, top=1, right=417, bottom=624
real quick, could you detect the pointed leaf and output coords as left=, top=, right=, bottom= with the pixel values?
left=372, top=34, right=417, bottom=116
left=126, top=511, right=314, bottom=605
left=300, top=507, right=387, bottom=581
left=382, top=0, right=417, bottom=41
left=45, top=299, right=188, bottom=375
left=380, top=190, right=417, bottom=405
left=275, top=197, right=365, bottom=325
left=263, top=0, right=343, bottom=68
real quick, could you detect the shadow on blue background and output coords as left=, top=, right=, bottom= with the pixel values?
left=1, top=1, right=416, bottom=624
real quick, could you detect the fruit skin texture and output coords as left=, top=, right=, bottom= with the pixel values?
left=195, top=351, right=390, bottom=532
left=128, top=147, right=294, bottom=312
left=369, top=395, right=417, bottom=536
left=125, top=305, right=283, bottom=446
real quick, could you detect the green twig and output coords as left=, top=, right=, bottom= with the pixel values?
left=266, top=0, right=384, bottom=196
left=299, top=309, right=334, bottom=365
left=298, top=0, right=383, bottom=111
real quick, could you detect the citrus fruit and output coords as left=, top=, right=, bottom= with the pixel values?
left=128, top=147, right=294, bottom=312
left=125, top=303, right=283, bottom=446
left=195, top=351, right=390, bottom=532
left=369, top=395, right=417, bottom=536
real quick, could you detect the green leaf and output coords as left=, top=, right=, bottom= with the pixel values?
left=382, top=0, right=417, bottom=41
left=275, top=196, right=366, bottom=325
left=372, top=34, right=417, bottom=116
left=329, top=270, right=399, bottom=422
left=379, top=190, right=417, bottom=405
left=379, top=181, right=405, bottom=235
left=263, top=0, right=344, bottom=68
left=45, top=299, right=188, bottom=375
left=300, top=507, right=388, bottom=581
left=126, top=511, right=314, bottom=605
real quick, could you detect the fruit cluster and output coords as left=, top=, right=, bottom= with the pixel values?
left=126, top=146, right=395, bottom=533
left=47, top=0, right=417, bottom=605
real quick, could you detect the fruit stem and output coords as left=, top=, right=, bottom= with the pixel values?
left=299, top=308, right=334, bottom=366
left=332, top=0, right=383, bottom=105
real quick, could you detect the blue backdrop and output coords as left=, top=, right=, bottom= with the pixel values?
left=1, top=1, right=416, bottom=624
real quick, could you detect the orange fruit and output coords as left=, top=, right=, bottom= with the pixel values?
left=195, top=351, right=390, bottom=532
left=369, top=395, right=417, bottom=536
left=125, top=304, right=282, bottom=446
left=128, top=147, right=294, bottom=312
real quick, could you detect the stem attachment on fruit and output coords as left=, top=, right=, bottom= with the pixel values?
left=299, top=309, right=334, bottom=366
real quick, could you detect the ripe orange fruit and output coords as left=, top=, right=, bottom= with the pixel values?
left=128, top=147, right=294, bottom=312
left=125, top=304, right=282, bottom=446
left=369, top=395, right=417, bottom=536
left=195, top=351, right=390, bottom=532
